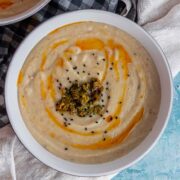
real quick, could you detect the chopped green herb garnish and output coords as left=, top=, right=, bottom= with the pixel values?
left=55, top=78, right=104, bottom=117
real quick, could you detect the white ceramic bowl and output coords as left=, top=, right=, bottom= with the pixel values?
left=5, top=10, right=173, bottom=176
left=0, top=0, right=51, bottom=26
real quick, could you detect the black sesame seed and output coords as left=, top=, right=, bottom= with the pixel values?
left=84, top=127, right=87, bottom=131
left=100, top=114, right=103, bottom=117
left=102, top=58, right=105, bottom=61
left=56, top=79, right=59, bottom=82
left=104, top=130, right=107, bottom=134
left=73, top=66, right=77, bottom=70
left=106, top=87, right=109, bottom=90
left=103, top=117, right=105, bottom=120
left=91, top=131, right=95, bottom=134
left=101, top=99, right=104, bottom=103
left=89, top=115, right=92, bottom=118
left=119, top=101, right=122, bottom=104
left=110, top=116, right=113, bottom=120
left=111, top=62, right=114, bottom=65
left=64, top=118, right=67, bottom=121
left=88, top=72, right=90, bottom=76
left=83, top=64, right=86, bottom=67
left=96, top=62, right=99, bottom=65
left=108, top=96, right=110, bottom=99
left=67, top=77, right=70, bottom=80
left=64, top=147, right=68, bottom=150
left=68, top=123, right=71, bottom=125
left=69, top=81, right=72, bottom=83
left=64, top=122, right=67, bottom=127
left=61, top=113, right=64, bottom=116
left=82, top=70, right=85, bottom=73
left=70, top=118, right=73, bottom=121
left=106, top=82, right=109, bottom=85
left=77, top=71, right=80, bottom=74
left=66, top=69, right=69, bottom=72
left=69, top=57, right=72, bottom=60
left=127, top=74, right=130, bottom=77
left=109, top=67, right=113, bottom=70
left=115, top=116, right=118, bottom=119
left=95, top=121, right=98, bottom=123
left=97, top=72, right=100, bottom=75
left=103, top=138, right=106, bottom=141
left=92, top=53, right=95, bottom=56
left=106, top=110, right=109, bottom=113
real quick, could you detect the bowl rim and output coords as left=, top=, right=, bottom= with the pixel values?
left=0, top=0, right=51, bottom=26
left=5, top=9, right=173, bottom=177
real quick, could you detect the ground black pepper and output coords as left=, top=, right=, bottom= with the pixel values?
left=73, top=66, right=77, bottom=70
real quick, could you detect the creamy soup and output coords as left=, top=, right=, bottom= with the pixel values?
left=0, top=0, right=40, bottom=18
left=18, top=22, right=161, bottom=163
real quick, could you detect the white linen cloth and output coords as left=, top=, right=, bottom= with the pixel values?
left=1, top=0, right=180, bottom=179
left=138, top=0, right=180, bottom=77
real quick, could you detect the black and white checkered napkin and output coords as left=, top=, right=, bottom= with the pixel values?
left=0, top=0, right=137, bottom=128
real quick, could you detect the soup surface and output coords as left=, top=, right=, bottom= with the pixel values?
left=0, top=0, right=40, bottom=18
left=18, top=22, right=161, bottom=163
